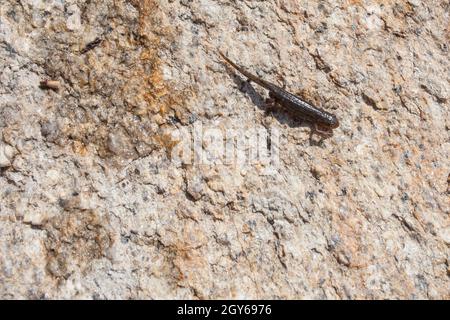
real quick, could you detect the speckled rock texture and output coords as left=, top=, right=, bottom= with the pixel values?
left=0, top=0, right=449, bottom=299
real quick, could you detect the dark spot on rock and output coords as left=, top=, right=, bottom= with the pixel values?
left=361, top=92, right=379, bottom=110
left=40, top=120, right=59, bottom=141
left=401, top=193, right=409, bottom=202
left=306, top=191, right=316, bottom=200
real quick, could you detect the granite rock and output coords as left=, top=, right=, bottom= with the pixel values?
left=0, top=0, right=448, bottom=299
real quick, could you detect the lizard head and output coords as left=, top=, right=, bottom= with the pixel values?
left=322, top=113, right=339, bottom=129
left=329, top=114, right=339, bottom=129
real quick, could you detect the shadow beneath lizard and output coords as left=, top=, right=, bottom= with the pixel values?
left=225, top=68, right=326, bottom=145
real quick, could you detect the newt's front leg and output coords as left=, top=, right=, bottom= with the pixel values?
left=313, top=123, right=333, bottom=138
left=263, top=91, right=280, bottom=115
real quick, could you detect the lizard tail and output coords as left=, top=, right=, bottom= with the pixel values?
left=217, top=50, right=266, bottom=87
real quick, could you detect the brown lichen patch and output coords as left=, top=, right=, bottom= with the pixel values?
left=153, top=130, right=181, bottom=159
left=153, top=221, right=210, bottom=298
left=330, top=210, right=370, bottom=269
left=38, top=0, right=192, bottom=161
left=71, top=140, right=88, bottom=156
left=347, top=0, right=362, bottom=7
left=44, top=209, right=113, bottom=279
left=107, top=0, right=187, bottom=121
left=342, top=0, right=363, bottom=9
left=132, top=0, right=174, bottom=43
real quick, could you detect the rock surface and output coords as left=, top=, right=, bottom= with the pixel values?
left=0, top=0, right=449, bottom=299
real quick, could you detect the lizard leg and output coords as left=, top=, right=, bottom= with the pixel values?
left=264, top=98, right=277, bottom=115
left=264, top=91, right=279, bottom=114
left=265, top=97, right=276, bottom=106
left=313, top=123, right=333, bottom=138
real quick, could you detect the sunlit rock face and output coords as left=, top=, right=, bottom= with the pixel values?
left=0, top=0, right=448, bottom=299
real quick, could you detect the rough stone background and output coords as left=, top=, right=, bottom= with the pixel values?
left=0, top=0, right=449, bottom=299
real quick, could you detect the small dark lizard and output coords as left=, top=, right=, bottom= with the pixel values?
left=218, top=51, right=339, bottom=135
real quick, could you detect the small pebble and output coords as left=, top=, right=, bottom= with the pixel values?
left=40, top=80, right=60, bottom=91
